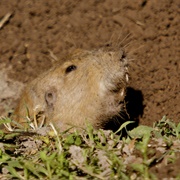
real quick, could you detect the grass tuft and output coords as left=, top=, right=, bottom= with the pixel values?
left=0, top=116, right=179, bottom=179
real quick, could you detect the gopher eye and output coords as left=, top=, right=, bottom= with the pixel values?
left=65, top=65, right=77, bottom=74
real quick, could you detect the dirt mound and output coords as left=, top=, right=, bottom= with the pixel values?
left=0, top=1, right=179, bottom=125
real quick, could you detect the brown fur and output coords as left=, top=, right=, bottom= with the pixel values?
left=14, top=48, right=129, bottom=131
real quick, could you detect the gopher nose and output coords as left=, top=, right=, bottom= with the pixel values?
left=119, top=50, right=127, bottom=62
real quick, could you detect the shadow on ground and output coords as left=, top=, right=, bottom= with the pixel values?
left=104, top=87, right=144, bottom=133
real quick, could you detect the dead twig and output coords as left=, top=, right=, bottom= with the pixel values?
left=0, top=12, right=12, bottom=29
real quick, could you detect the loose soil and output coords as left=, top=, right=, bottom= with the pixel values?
left=0, top=0, right=179, bottom=178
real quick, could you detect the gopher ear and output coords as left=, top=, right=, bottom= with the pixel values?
left=45, top=88, right=57, bottom=110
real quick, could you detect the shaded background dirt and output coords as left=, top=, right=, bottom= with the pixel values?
left=1, top=0, right=179, bottom=126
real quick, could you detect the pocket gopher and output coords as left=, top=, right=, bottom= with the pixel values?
left=14, top=48, right=129, bottom=131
